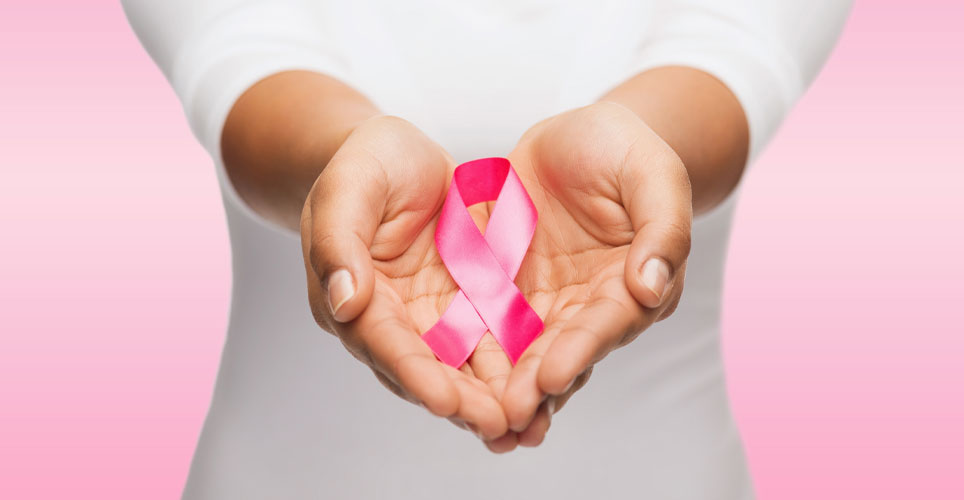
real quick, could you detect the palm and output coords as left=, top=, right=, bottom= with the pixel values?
left=307, top=109, right=689, bottom=449
left=450, top=108, right=654, bottom=450
left=363, top=171, right=530, bottom=438
left=511, top=145, right=637, bottom=341
left=369, top=118, right=638, bottom=344
left=303, top=117, right=512, bottom=440
left=370, top=217, right=457, bottom=342
left=484, top=104, right=692, bottom=448
left=507, top=111, right=645, bottom=380
left=366, top=148, right=640, bottom=450
left=365, top=178, right=501, bottom=356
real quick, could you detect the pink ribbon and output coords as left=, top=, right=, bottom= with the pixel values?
left=421, top=158, right=544, bottom=367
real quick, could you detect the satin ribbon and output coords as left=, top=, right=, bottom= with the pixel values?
left=421, top=158, right=544, bottom=367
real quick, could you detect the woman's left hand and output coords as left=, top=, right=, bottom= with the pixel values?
left=469, top=102, right=694, bottom=450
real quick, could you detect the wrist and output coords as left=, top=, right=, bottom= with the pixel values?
left=599, top=66, right=748, bottom=214
left=222, top=70, right=379, bottom=229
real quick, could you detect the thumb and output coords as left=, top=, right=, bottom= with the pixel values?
left=303, top=161, right=383, bottom=324
left=621, top=150, right=693, bottom=310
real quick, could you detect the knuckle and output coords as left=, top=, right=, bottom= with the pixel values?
left=650, top=148, right=692, bottom=200
left=308, top=233, right=342, bottom=280
left=660, top=219, right=692, bottom=260
left=389, top=350, right=424, bottom=382
left=307, top=241, right=327, bottom=277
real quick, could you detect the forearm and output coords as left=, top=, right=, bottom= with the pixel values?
left=221, top=71, right=380, bottom=229
left=600, top=66, right=749, bottom=215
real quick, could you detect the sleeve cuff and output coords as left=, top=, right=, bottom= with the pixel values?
left=165, top=2, right=356, bottom=233
left=629, top=11, right=805, bottom=164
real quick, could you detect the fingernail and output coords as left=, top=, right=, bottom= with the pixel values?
left=327, top=269, right=355, bottom=322
left=640, top=258, right=670, bottom=306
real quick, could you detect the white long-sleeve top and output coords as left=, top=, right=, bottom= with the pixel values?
left=123, top=1, right=850, bottom=498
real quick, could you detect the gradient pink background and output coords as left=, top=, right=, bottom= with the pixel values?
left=1, top=1, right=962, bottom=498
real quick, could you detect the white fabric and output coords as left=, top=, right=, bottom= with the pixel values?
left=123, top=1, right=850, bottom=498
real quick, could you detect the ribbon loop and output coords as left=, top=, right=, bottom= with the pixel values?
left=421, top=158, right=543, bottom=367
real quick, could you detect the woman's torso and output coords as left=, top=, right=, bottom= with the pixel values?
left=184, top=1, right=752, bottom=498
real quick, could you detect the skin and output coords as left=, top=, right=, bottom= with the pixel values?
left=221, top=66, right=748, bottom=451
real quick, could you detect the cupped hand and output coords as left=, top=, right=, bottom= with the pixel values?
left=473, top=102, right=694, bottom=450
left=300, top=115, right=509, bottom=440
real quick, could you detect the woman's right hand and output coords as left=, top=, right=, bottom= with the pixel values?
left=300, top=115, right=509, bottom=440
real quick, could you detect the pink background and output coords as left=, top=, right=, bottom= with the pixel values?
left=1, top=1, right=962, bottom=498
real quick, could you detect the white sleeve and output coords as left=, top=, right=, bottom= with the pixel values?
left=121, top=0, right=352, bottom=162
left=633, top=0, right=853, bottom=162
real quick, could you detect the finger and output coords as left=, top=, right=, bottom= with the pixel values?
left=448, top=416, right=470, bottom=432
left=467, top=333, right=513, bottom=398
left=301, top=225, right=336, bottom=334
left=501, top=303, right=581, bottom=432
left=620, top=147, right=692, bottom=309
left=550, top=366, right=593, bottom=414
left=517, top=399, right=552, bottom=447
left=655, top=261, right=686, bottom=322
left=515, top=367, right=592, bottom=447
left=446, top=367, right=509, bottom=440
left=537, top=280, right=647, bottom=395
left=484, top=432, right=519, bottom=454
left=501, top=329, right=554, bottom=432
left=305, top=160, right=384, bottom=324
left=348, top=283, right=460, bottom=417
left=457, top=358, right=505, bottom=394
